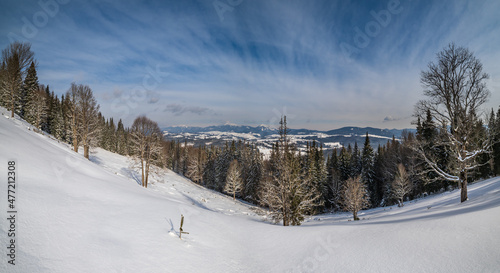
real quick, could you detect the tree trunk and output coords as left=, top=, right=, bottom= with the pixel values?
left=283, top=210, right=288, bottom=226
left=84, top=145, right=89, bottom=159
left=460, top=171, right=468, bottom=203
left=35, top=115, right=40, bottom=130
left=353, top=210, right=359, bottom=221
left=11, top=88, right=15, bottom=118
left=145, top=161, right=150, bottom=188
left=72, top=115, right=78, bottom=152
left=141, top=159, right=145, bottom=187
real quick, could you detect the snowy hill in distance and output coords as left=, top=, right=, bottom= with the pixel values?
left=1, top=108, right=500, bottom=272
left=163, top=124, right=414, bottom=152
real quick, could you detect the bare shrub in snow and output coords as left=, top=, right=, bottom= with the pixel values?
left=392, top=163, right=412, bottom=207
left=341, top=176, right=370, bottom=221
left=224, top=159, right=243, bottom=200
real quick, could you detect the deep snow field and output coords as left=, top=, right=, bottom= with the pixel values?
left=1, top=108, right=500, bottom=273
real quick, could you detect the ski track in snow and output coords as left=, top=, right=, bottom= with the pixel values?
left=1, top=107, right=500, bottom=273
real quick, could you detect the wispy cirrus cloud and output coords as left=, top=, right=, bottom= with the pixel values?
left=1, top=0, right=498, bottom=129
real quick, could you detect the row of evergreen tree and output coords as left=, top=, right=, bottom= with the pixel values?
left=164, top=112, right=500, bottom=212
left=1, top=59, right=133, bottom=157
left=4, top=63, right=500, bottom=210
left=3, top=41, right=500, bottom=224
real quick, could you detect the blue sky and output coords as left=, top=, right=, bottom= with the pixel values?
left=1, top=0, right=499, bottom=130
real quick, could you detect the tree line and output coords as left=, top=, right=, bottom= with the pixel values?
left=2, top=41, right=499, bottom=225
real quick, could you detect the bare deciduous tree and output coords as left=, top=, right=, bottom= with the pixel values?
left=415, top=43, right=492, bottom=203
left=76, top=84, right=100, bottom=159
left=224, top=160, right=243, bottom=200
left=186, top=156, right=203, bottom=183
left=0, top=42, right=34, bottom=117
left=66, top=83, right=80, bottom=152
left=131, top=116, right=162, bottom=188
left=65, top=83, right=100, bottom=158
left=392, top=164, right=412, bottom=207
left=341, top=176, right=370, bottom=221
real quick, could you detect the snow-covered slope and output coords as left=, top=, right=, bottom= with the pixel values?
left=1, top=109, right=500, bottom=273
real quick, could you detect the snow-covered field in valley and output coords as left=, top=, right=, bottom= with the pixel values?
left=1, top=109, right=500, bottom=273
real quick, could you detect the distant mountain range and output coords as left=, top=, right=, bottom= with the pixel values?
left=162, top=124, right=415, bottom=153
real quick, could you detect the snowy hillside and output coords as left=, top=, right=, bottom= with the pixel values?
left=1, top=109, right=500, bottom=273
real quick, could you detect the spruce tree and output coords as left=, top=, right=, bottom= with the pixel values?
left=245, top=145, right=262, bottom=202
left=335, top=147, right=352, bottom=208
left=109, top=118, right=117, bottom=152
left=182, top=140, right=189, bottom=175
left=62, top=93, right=73, bottom=143
left=421, top=109, right=436, bottom=143
left=415, top=116, right=422, bottom=141
left=215, top=144, right=231, bottom=192
left=361, top=133, right=377, bottom=206
left=29, top=85, right=47, bottom=130
left=51, top=97, right=65, bottom=140
left=117, top=119, right=127, bottom=155
left=419, top=110, right=447, bottom=191
left=42, top=86, right=54, bottom=133
left=373, top=145, right=385, bottom=205
left=493, top=107, right=500, bottom=175
left=203, top=147, right=218, bottom=189
left=22, top=62, right=39, bottom=125
left=351, top=142, right=362, bottom=177
left=98, top=115, right=107, bottom=149
left=472, top=118, right=490, bottom=179
left=338, top=146, right=351, bottom=182
left=316, top=143, right=328, bottom=211
left=326, top=149, right=340, bottom=209
left=21, top=61, right=38, bottom=119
